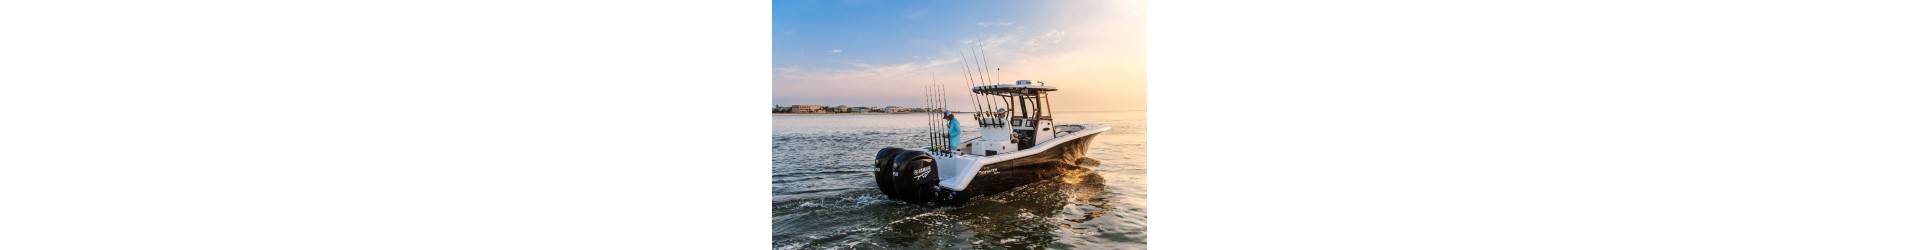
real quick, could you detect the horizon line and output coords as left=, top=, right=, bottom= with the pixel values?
left=773, top=105, right=1141, bottom=111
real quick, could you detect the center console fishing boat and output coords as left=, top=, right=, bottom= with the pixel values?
left=874, top=80, right=1109, bottom=206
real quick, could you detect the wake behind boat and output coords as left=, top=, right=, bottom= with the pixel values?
left=874, top=79, right=1109, bottom=207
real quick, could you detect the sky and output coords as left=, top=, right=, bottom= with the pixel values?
left=772, top=0, right=1145, bottom=112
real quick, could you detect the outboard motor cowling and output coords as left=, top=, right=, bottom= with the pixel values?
left=872, top=147, right=905, bottom=199
left=888, top=150, right=938, bottom=205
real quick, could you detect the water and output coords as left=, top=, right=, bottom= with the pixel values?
left=772, top=111, right=1147, bottom=249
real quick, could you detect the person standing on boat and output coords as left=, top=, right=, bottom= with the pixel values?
left=946, top=111, right=961, bottom=152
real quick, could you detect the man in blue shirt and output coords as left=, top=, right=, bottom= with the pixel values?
left=945, top=111, right=961, bottom=152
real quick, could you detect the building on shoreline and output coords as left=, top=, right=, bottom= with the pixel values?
left=774, top=104, right=941, bottom=114
left=790, top=105, right=827, bottom=113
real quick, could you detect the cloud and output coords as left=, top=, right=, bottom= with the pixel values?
left=903, top=10, right=927, bottom=19
left=773, top=0, right=1145, bottom=110
left=1024, top=30, right=1067, bottom=49
left=783, top=30, right=795, bottom=36
left=780, top=59, right=958, bottom=83
left=829, top=49, right=842, bottom=53
left=772, top=58, right=962, bottom=106
left=960, top=34, right=1019, bottom=48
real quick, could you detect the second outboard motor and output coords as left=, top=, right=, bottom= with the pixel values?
left=872, top=147, right=905, bottom=199
left=888, top=150, right=937, bottom=205
left=872, top=148, right=970, bottom=206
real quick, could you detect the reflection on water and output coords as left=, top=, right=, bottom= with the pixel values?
left=881, top=161, right=1104, bottom=248
left=772, top=111, right=1146, bottom=249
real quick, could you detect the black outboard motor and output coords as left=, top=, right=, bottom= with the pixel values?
left=872, top=147, right=905, bottom=199
left=874, top=147, right=964, bottom=206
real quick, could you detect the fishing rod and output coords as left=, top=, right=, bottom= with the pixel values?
left=937, top=80, right=947, bottom=152
left=966, top=52, right=988, bottom=116
left=933, top=84, right=940, bottom=150
left=972, top=38, right=995, bottom=115
left=929, top=85, right=938, bottom=150
left=936, top=81, right=952, bottom=152
left=975, top=36, right=1006, bottom=118
left=935, top=75, right=945, bottom=153
left=925, top=85, right=933, bottom=150
left=928, top=85, right=937, bottom=150
left=938, top=81, right=948, bottom=154
left=941, top=81, right=953, bottom=153
left=976, top=37, right=1007, bottom=116
left=977, top=34, right=994, bottom=85
left=962, top=52, right=979, bottom=116
left=974, top=37, right=987, bottom=86
left=941, top=79, right=950, bottom=153
left=919, top=85, right=925, bottom=149
left=959, top=54, right=973, bottom=117
left=961, top=54, right=983, bottom=123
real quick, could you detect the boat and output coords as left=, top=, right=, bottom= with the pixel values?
left=873, top=79, right=1110, bottom=206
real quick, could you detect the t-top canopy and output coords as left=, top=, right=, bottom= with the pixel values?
left=972, top=80, right=1056, bottom=97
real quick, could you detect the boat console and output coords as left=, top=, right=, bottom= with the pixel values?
left=972, top=80, right=1057, bottom=152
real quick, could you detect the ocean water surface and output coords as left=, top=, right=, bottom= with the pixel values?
left=772, top=110, right=1147, bottom=249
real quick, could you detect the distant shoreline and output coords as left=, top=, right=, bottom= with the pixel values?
left=772, top=113, right=917, bottom=115
left=772, top=110, right=1143, bottom=115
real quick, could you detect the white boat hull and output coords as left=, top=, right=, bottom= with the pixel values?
left=874, top=124, right=1110, bottom=206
